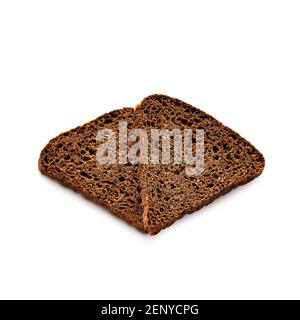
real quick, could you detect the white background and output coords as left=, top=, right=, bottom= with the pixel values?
left=0, top=0, right=299, bottom=300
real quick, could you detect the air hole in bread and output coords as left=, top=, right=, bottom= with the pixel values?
left=80, top=171, right=92, bottom=179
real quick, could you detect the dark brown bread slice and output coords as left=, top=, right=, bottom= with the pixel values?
left=39, top=108, right=144, bottom=231
left=135, top=94, right=265, bottom=234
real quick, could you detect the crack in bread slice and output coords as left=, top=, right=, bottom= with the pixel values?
left=135, top=94, right=265, bottom=234
left=39, top=108, right=145, bottom=231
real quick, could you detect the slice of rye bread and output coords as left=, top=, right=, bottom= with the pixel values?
left=135, top=94, right=265, bottom=234
left=39, top=108, right=145, bottom=231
